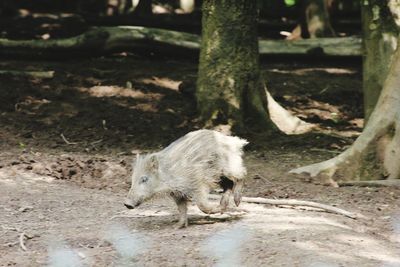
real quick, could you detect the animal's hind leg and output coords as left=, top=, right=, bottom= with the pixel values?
left=195, top=187, right=220, bottom=214
left=233, top=179, right=244, bottom=206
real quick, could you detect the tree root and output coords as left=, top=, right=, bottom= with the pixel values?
left=265, top=88, right=315, bottom=135
left=209, top=195, right=366, bottom=220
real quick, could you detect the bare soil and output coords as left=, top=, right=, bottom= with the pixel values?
left=1, top=55, right=399, bottom=267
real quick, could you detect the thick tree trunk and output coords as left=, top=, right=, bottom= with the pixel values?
left=362, top=0, right=399, bottom=121
left=290, top=36, right=400, bottom=183
left=196, top=0, right=272, bottom=130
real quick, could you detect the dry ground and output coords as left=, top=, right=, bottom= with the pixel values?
left=1, top=56, right=399, bottom=266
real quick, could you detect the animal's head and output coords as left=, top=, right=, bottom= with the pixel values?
left=124, top=154, right=161, bottom=209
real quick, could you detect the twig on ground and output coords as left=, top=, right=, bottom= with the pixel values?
left=19, top=232, right=27, bottom=251
left=60, top=133, right=78, bottom=145
left=209, top=195, right=366, bottom=220
left=90, top=139, right=103, bottom=145
left=253, top=173, right=274, bottom=185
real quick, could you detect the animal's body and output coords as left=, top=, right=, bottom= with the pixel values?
left=124, top=129, right=248, bottom=228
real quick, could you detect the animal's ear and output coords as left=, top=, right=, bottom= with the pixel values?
left=148, top=154, right=158, bottom=169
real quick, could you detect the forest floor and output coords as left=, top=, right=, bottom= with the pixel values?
left=1, top=55, right=399, bottom=267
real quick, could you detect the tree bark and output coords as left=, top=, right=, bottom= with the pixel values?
left=196, top=0, right=272, bottom=130
left=362, top=0, right=399, bottom=121
left=290, top=35, right=400, bottom=183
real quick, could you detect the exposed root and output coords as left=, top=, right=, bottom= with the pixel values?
left=265, top=87, right=316, bottom=135
left=209, top=195, right=366, bottom=220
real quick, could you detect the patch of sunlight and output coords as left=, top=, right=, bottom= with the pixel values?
left=0, top=169, right=54, bottom=185
left=241, top=203, right=352, bottom=231
left=81, top=85, right=162, bottom=100
left=334, top=234, right=400, bottom=264
left=141, top=77, right=181, bottom=91
left=295, top=241, right=352, bottom=262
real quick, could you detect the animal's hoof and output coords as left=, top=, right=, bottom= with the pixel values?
left=175, top=220, right=188, bottom=229
left=234, top=192, right=242, bottom=207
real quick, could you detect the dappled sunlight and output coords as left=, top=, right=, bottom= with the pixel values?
left=0, top=169, right=55, bottom=186
left=141, top=76, right=182, bottom=91
left=334, top=234, right=400, bottom=264
left=80, top=85, right=162, bottom=100
left=237, top=202, right=400, bottom=265
left=242, top=203, right=352, bottom=231
left=295, top=241, right=353, bottom=262
left=292, top=233, right=400, bottom=265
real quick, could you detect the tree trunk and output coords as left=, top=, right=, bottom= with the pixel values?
left=133, top=0, right=153, bottom=15
left=362, top=0, right=399, bottom=121
left=290, top=35, right=400, bottom=183
left=196, top=0, right=274, bottom=130
left=290, top=0, right=335, bottom=39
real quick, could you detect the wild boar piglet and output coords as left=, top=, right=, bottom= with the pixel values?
left=124, top=129, right=248, bottom=228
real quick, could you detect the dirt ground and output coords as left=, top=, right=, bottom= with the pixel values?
left=1, top=55, right=400, bottom=267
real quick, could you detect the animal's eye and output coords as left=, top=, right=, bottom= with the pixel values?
left=139, top=176, right=149, bottom=184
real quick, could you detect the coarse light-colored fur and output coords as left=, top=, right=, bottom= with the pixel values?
left=124, top=129, right=248, bottom=228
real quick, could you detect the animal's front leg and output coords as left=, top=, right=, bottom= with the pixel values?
left=195, top=187, right=221, bottom=214
left=172, top=194, right=188, bottom=228
left=233, top=179, right=244, bottom=206
left=220, top=188, right=232, bottom=213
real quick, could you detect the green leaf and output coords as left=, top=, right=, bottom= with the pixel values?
left=285, top=0, right=296, bottom=7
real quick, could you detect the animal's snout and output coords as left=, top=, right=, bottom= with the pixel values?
left=124, top=203, right=134, bottom=209
left=124, top=198, right=135, bottom=209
